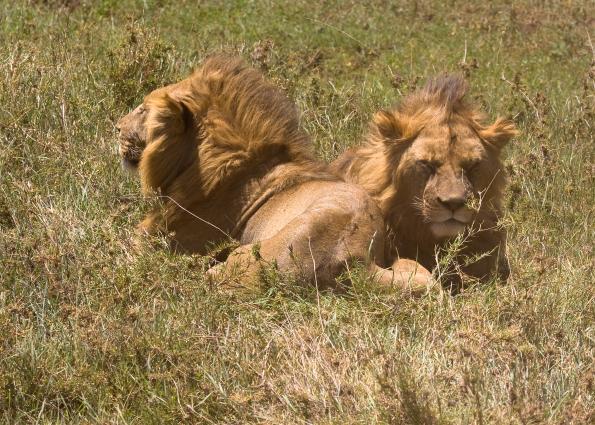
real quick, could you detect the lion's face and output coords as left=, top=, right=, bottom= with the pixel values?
left=116, top=103, right=149, bottom=170
left=333, top=75, right=517, bottom=282
left=396, top=119, right=502, bottom=239
left=116, top=81, right=191, bottom=170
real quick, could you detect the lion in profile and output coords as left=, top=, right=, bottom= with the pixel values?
left=332, top=75, right=517, bottom=288
left=116, top=55, right=433, bottom=293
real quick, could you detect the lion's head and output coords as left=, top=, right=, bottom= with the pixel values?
left=116, top=78, right=193, bottom=173
left=116, top=103, right=147, bottom=169
left=116, top=56, right=314, bottom=199
left=334, top=75, right=517, bottom=281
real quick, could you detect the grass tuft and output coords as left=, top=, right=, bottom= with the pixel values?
left=1, top=0, right=593, bottom=423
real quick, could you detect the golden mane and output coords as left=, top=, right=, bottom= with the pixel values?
left=140, top=55, right=320, bottom=197
left=333, top=74, right=518, bottom=285
left=336, top=75, right=517, bottom=214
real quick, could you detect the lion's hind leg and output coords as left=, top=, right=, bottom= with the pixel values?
left=206, top=211, right=350, bottom=291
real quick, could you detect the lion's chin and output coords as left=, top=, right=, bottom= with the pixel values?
left=121, top=158, right=140, bottom=173
left=429, top=219, right=467, bottom=239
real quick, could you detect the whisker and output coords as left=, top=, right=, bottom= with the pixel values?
left=411, top=196, right=446, bottom=223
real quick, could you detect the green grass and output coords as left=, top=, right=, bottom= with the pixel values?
left=1, top=0, right=593, bottom=423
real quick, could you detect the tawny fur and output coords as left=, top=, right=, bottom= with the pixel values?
left=117, top=56, right=434, bottom=293
left=332, top=75, right=518, bottom=287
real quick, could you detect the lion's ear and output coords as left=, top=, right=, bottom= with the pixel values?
left=372, top=110, right=404, bottom=141
left=480, top=118, right=518, bottom=150
left=146, top=93, right=198, bottom=139
left=140, top=93, right=201, bottom=193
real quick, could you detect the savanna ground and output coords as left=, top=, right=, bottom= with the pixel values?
left=1, top=0, right=593, bottom=423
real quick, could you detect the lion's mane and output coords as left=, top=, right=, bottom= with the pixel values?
left=334, top=75, right=517, bottom=281
left=141, top=55, right=325, bottom=198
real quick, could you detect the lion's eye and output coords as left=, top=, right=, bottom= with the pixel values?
left=138, top=106, right=146, bottom=114
left=417, top=160, right=437, bottom=173
left=465, top=161, right=480, bottom=173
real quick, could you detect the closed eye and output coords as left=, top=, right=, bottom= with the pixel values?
left=464, top=160, right=481, bottom=173
left=417, top=159, right=439, bottom=173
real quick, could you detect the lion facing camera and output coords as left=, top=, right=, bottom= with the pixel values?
left=332, top=75, right=517, bottom=288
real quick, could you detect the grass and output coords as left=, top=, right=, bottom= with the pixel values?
left=0, top=0, right=593, bottom=423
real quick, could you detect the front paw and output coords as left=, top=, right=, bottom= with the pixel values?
left=391, top=258, right=437, bottom=294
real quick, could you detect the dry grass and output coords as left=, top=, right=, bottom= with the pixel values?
left=1, top=0, right=593, bottom=423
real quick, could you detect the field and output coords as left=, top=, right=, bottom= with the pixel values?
left=1, top=0, right=593, bottom=423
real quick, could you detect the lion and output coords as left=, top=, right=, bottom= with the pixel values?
left=116, top=55, right=433, bottom=293
left=332, top=75, right=518, bottom=288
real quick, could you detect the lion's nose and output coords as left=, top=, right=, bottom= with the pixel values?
left=438, top=195, right=466, bottom=211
